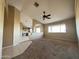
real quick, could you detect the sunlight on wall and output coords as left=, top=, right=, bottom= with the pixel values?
left=75, top=0, right=79, bottom=43
left=0, top=0, right=5, bottom=58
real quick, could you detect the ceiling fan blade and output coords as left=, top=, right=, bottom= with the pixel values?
left=47, top=17, right=51, bottom=19
left=42, top=11, right=51, bottom=20
left=46, top=16, right=51, bottom=19
left=47, top=14, right=51, bottom=16
left=43, top=16, right=45, bottom=20
left=43, top=11, right=45, bottom=14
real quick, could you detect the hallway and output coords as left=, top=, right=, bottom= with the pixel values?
left=13, top=39, right=79, bottom=59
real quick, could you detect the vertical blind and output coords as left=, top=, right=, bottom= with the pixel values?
left=48, top=24, right=66, bottom=33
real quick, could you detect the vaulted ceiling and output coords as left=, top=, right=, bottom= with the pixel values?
left=7, top=0, right=75, bottom=24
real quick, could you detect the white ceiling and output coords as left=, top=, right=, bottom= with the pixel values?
left=7, top=0, right=75, bottom=24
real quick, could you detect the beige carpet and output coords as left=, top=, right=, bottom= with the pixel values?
left=12, top=38, right=79, bottom=59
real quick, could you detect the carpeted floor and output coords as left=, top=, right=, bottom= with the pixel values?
left=12, top=39, right=79, bottom=59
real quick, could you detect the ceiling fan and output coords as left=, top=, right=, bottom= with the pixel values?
left=42, top=11, right=51, bottom=20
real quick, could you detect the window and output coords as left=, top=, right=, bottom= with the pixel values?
left=30, top=29, right=32, bottom=32
left=36, top=27, right=41, bottom=33
left=48, top=24, right=66, bottom=33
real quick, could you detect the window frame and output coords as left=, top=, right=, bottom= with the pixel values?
left=48, top=24, right=66, bottom=33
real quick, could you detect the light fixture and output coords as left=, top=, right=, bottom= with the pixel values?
left=34, top=2, right=39, bottom=7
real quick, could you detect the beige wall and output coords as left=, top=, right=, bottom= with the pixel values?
left=13, top=7, right=21, bottom=46
left=3, top=5, right=14, bottom=47
left=0, top=0, right=5, bottom=58
left=44, top=18, right=77, bottom=42
left=3, top=5, right=21, bottom=47
left=75, top=0, right=79, bottom=45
